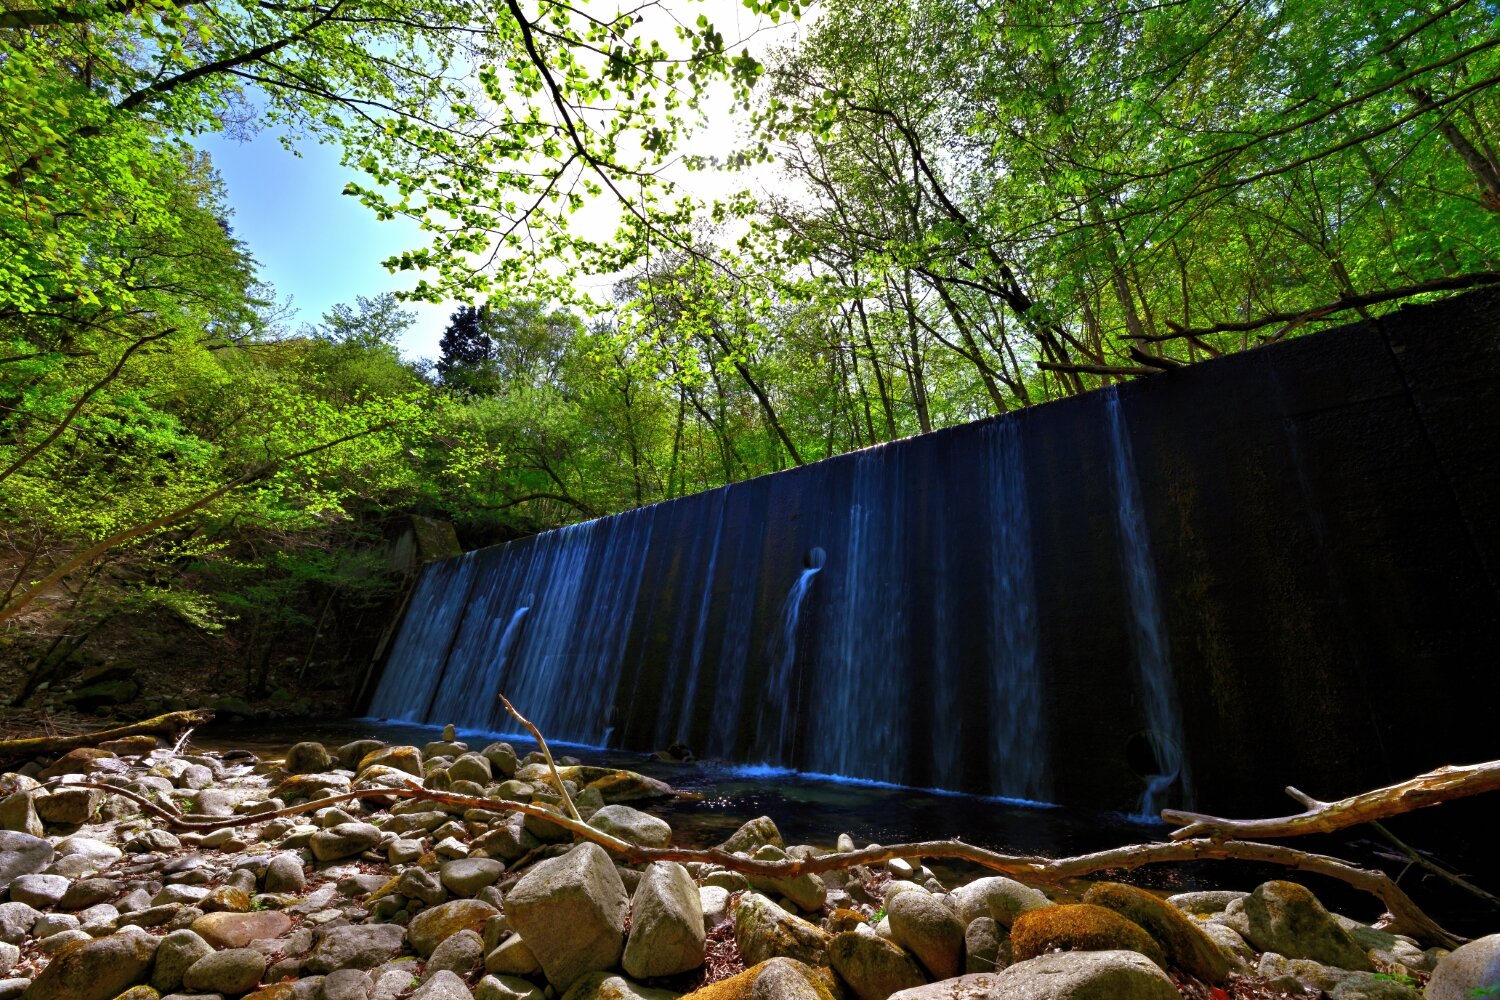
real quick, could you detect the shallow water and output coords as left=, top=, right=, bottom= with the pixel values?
left=195, top=717, right=1498, bottom=936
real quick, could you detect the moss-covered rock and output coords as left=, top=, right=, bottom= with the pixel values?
left=1083, top=881, right=1230, bottom=982
left=734, top=893, right=831, bottom=968
left=679, top=958, right=839, bottom=999
left=829, top=930, right=928, bottom=1000
left=1010, top=904, right=1165, bottom=969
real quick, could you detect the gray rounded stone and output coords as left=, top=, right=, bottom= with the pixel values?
left=8, top=873, right=69, bottom=908
left=310, top=822, right=382, bottom=862
left=152, top=928, right=216, bottom=992
left=888, top=888, right=964, bottom=980
left=182, top=946, right=267, bottom=994
left=1428, top=933, right=1500, bottom=1000
left=505, top=843, right=627, bottom=990
left=440, top=858, right=505, bottom=898
left=622, top=861, right=704, bottom=979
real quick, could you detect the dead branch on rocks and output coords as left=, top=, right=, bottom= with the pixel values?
left=65, top=776, right=1467, bottom=948
left=498, top=692, right=581, bottom=822
left=0, top=709, right=213, bottom=765
left=1161, top=760, right=1500, bottom=841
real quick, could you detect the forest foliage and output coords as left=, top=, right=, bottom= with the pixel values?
left=1, top=0, right=1496, bottom=707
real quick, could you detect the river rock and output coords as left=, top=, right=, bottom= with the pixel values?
left=951, top=876, right=1052, bottom=928
left=559, top=973, right=681, bottom=1000
left=0, top=903, right=37, bottom=945
left=733, top=893, right=830, bottom=968
left=1241, top=881, right=1372, bottom=970
left=0, top=793, right=42, bottom=838
left=481, top=744, right=519, bottom=779
left=21, top=928, right=159, bottom=1000
left=192, top=910, right=293, bottom=947
left=448, top=754, right=492, bottom=785
left=588, top=805, right=672, bottom=849
left=321, top=968, right=375, bottom=1000
left=1083, top=881, right=1229, bottom=983
left=1167, top=891, right=1246, bottom=916
left=183, top=946, right=267, bottom=994
left=358, top=746, right=423, bottom=777
left=965, top=916, right=1006, bottom=974
left=310, top=822, right=382, bottom=862
left=980, top=950, right=1179, bottom=1000
left=829, top=930, right=927, bottom=1000
left=475, top=974, right=546, bottom=1000
left=680, top=957, right=835, bottom=999
left=263, top=853, right=306, bottom=893
left=152, top=929, right=216, bottom=992
left=888, top=888, right=964, bottom=980
left=440, top=858, right=504, bottom=898
left=746, top=845, right=827, bottom=912
left=719, top=816, right=784, bottom=854
left=426, top=929, right=484, bottom=979
left=304, top=924, right=408, bottom=973
left=622, top=862, right=704, bottom=979
left=505, top=842, right=627, bottom=989
left=285, top=742, right=332, bottom=774
left=412, top=970, right=475, bottom=1000
left=485, top=934, right=542, bottom=976
left=0, top=831, right=53, bottom=891
left=59, top=877, right=117, bottom=909
left=8, top=873, right=68, bottom=908
left=1427, top=933, right=1500, bottom=1000
left=36, top=748, right=114, bottom=780
left=409, top=899, right=500, bottom=958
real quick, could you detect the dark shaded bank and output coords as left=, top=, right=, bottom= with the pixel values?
left=367, top=289, right=1500, bottom=815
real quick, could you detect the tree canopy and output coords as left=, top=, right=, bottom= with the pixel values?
left=1, top=0, right=1496, bottom=709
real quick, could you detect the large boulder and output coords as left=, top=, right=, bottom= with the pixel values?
left=587, top=805, right=672, bottom=849
left=951, top=877, right=1052, bottom=928
left=719, top=816, right=784, bottom=854
left=303, top=923, right=409, bottom=973
left=733, top=893, right=830, bottom=968
left=828, top=931, right=927, bottom=1000
left=1011, top=904, right=1164, bottom=968
left=182, top=947, right=267, bottom=994
left=409, top=899, right=501, bottom=958
left=987, top=950, right=1179, bottom=1000
left=504, top=843, right=627, bottom=990
left=1083, top=881, right=1230, bottom=983
left=20, top=928, right=158, bottom=1000
left=622, top=862, right=704, bottom=979
left=151, top=929, right=215, bottom=992
left=679, top=958, right=837, bottom=999
left=191, top=910, right=293, bottom=948
left=559, top=973, right=683, bottom=1000
left=0, top=831, right=53, bottom=892
left=1427, top=933, right=1500, bottom=1000
left=0, top=793, right=43, bottom=838
left=284, top=742, right=332, bottom=774
left=745, top=845, right=827, bottom=912
left=1240, top=881, right=1372, bottom=971
left=887, top=889, right=964, bottom=981
left=310, top=822, right=382, bottom=862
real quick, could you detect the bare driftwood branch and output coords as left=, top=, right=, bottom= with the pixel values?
left=66, top=776, right=1466, bottom=948
left=0, top=710, right=213, bottom=765
left=1162, top=760, right=1500, bottom=841
left=498, top=692, right=581, bottom=822
left=1135, top=270, right=1500, bottom=344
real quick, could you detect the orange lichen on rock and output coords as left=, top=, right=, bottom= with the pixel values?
left=1010, top=902, right=1167, bottom=969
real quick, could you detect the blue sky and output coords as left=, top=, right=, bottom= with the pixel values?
left=194, top=0, right=796, bottom=362
left=197, top=131, right=455, bottom=360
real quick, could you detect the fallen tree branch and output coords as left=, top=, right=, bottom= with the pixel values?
left=499, top=692, right=581, bottom=822
left=1162, top=760, right=1500, bottom=841
left=64, top=776, right=1464, bottom=948
left=0, top=710, right=213, bottom=765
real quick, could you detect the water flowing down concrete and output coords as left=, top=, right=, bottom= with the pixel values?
left=1103, top=386, right=1192, bottom=816
left=984, top=419, right=1048, bottom=801
left=367, top=291, right=1500, bottom=812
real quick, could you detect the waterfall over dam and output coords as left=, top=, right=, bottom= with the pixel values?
left=370, top=291, right=1500, bottom=814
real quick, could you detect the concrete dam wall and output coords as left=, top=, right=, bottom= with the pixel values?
left=369, top=289, right=1500, bottom=814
